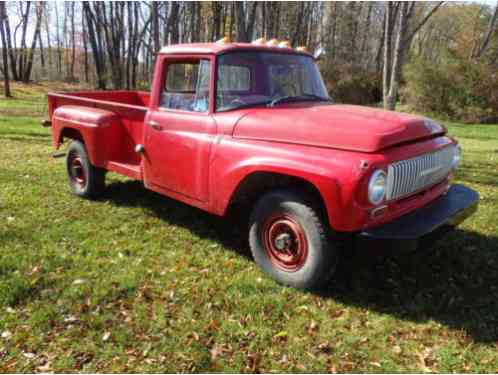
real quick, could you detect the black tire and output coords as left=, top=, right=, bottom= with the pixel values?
left=248, top=189, right=338, bottom=289
left=66, top=140, right=106, bottom=199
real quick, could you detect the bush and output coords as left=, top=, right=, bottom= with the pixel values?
left=403, top=57, right=498, bottom=123
left=320, top=62, right=382, bottom=105
left=331, top=72, right=382, bottom=105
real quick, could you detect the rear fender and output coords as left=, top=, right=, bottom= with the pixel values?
left=52, top=105, right=122, bottom=167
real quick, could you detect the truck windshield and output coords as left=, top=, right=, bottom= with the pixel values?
left=216, top=51, right=329, bottom=111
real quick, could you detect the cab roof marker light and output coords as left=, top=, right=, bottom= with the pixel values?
left=216, top=37, right=230, bottom=44
left=266, top=39, right=279, bottom=46
left=252, top=37, right=266, bottom=45
left=296, top=46, right=308, bottom=52
left=278, top=41, right=291, bottom=48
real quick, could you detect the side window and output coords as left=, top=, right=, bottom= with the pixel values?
left=161, top=60, right=211, bottom=112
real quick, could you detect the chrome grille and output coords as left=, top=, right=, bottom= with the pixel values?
left=386, top=146, right=455, bottom=200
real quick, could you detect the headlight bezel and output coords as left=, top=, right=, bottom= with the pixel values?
left=368, top=169, right=387, bottom=205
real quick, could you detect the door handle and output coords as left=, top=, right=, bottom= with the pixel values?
left=147, top=120, right=162, bottom=131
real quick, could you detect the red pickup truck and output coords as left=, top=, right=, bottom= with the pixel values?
left=46, top=40, right=478, bottom=289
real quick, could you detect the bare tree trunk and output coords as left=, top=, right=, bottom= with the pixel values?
left=18, top=2, right=31, bottom=80
left=2, top=5, right=17, bottom=81
left=291, top=2, right=305, bottom=46
left=55, top=3, right=62, bottom=75
left=472, top=5, right=498, bottom=59
left=82, top=7, right=89, bottom=83
left=44, top=3, right=52, bottom=75
left=382, top=2, right=443, bottom=110
left=151, top=2, right=160, bottom=52
left=38, top=24, right=44, bottom=69
left=167, top=2, right=180, bottom=44
left=382, top=3, right=394, bottom=107
left=375, top=11, right=385, bottom=76
left=330, top=3, right=337, bottom=59
left=360, top=3, right=373, bottom=69
left=211, top=3, right=222, bottom=41
left=69, top=2, right=75, bottom=80
left=385, top=3, right=410, bottom=110
left=0, top=2, right=11, bottom=97
left=22, top=2, right=42, bottom=82
left=234, top=3, right=248, bottom=42
left=83, top=2, right=106, bottom=89
left=235, top=2, right=258, bottom=42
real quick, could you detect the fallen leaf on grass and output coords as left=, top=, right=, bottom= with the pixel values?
left=416, top=349, right=433, bottom=373
left=36, top=362, right=51, bottom=372
left=330, top=309, right=345, bottom=319
left=328, top=365, right=337, bottom=373
left=72, top=279, right=85, bottom=285
left=102, top=332, right=111, bottom=342
left=308, top=320, right=319, bottom=333
left=210, top=345, right=223, bottom=360
left=245, top=352, right=261, bottom=372
left=64, top=315, right=78, bottom=323
left=317, top=342, right=332, bottom=353
left=273, top=331, right=288, bottom=341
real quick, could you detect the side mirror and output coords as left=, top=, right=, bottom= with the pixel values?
left=313, top=47, right=326, bottom=61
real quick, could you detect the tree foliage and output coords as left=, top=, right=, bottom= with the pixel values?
left=0, top=1, right=496, bottom=120
left=403, top=3, right=498, bottom=122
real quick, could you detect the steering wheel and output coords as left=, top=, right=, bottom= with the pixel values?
left=273, top=82, right=298, bottom=97
left=230, top=98, right=246, bottom=107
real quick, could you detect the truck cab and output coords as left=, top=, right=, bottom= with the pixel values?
left=46, top=39, right=479, bottom=289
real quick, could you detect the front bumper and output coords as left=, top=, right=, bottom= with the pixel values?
left=355, top=184, right=479, bottom=254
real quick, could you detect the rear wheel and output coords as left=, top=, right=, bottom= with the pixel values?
left=66, top=140, right=105, bottom=199
left=248, top=189, right=338, bottom=289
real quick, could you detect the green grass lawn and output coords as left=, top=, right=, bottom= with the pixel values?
left=1, top=83, right=498, bottom=372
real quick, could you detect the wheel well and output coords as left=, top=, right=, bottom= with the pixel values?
left=59, top=128, right=83, bottom=145
left=227, top=172, right=330, bottom=226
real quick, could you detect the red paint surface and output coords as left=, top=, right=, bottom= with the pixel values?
left=47, top=43, right=458, bottom=233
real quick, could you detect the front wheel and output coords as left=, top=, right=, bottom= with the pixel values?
left=248, top=189, right=338, bottom=289
left=66, top=140, right=106, bottom=199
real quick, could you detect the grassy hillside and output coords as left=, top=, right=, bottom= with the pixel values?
left=0, top=83, right=497, bottom=372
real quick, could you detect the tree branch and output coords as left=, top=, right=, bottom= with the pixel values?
left=405, top=1, right=444, bottom=43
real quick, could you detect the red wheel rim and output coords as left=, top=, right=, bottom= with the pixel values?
left=262, top=214, right=308, bottom=272
left=69, top=154, right=86, bottom=187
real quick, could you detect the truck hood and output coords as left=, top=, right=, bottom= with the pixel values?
left=232, top=103, right=445, bottom=152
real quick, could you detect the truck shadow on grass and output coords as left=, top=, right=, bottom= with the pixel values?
left=324, top=229, right=498, bottom=344
left=102, top=180, right=498, bottom=344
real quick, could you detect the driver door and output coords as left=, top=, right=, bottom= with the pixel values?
left=143, top=56, right=216, bottom=203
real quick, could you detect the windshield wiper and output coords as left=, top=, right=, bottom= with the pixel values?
left=269, top=94, right=331, bottom=107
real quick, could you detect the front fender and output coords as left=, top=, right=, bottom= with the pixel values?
left=212, top=154, right=344, bottom=231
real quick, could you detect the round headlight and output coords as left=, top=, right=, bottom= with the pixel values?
left=368, top=169, right=387, bottom=205
left=452, top=145, right=461, bottom=169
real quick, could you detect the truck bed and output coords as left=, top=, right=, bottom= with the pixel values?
left=48, top=90, right=150, bottom=116
left=48, top=91, right=150, bottom=179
